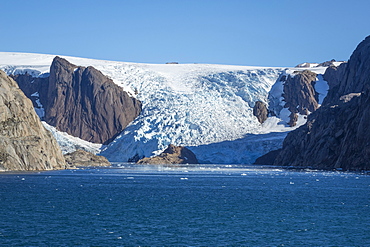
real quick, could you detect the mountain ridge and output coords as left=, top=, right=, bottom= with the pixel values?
left=272, top=36, right=370, bottom=170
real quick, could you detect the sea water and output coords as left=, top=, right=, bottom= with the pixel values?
left=0, top=164, right=369, bottom=246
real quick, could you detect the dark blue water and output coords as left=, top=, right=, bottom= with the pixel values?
left=0, top=164, right=369, bottom=246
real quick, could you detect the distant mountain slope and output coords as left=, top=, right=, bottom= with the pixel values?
left=0, top=52, right=331, bottom=164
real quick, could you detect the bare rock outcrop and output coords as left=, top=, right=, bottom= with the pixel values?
left=282, top=70, right=319, bottom=126
left=137, top=144, right=199, bottom=165
left=12, top=56, right=142, bottom=145
left=10, top=73, right=48, bottom=119
left=0, top=70, right=66, bottom=171
left=317, top=59, right=337, bottom=67
left=322, top=63, right=347, bottom=104
left=273, top=36, right=370, bottom=170
left=295, top=62, right=313, bottom=68
left=253, top=101, right=268, bottom=124
left=45, top=57, right=142, bottom=144
left=64, top=149, right=111, bottom=167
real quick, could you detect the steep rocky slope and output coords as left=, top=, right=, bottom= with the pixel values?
left=273, top=36, right=370, bottom=170
left=45, top=57, right=142, bottom=144
left=282, top=70, right=319, bottom=126
left=0, top=70, right=66, bottom=171
left=267, top=67, right=329, bottom=129
left=12, top=57, right=142, bottom=144
left=10, top=73, right=48, bottom=119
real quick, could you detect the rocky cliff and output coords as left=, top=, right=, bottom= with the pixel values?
left=0, top=70, right=66, bottom=171
left=137, top=144, right=199, bottom=165
left=253, top=101, right=268, bottom=124
left=273, top=36, right=370, bottom=170
left=10, top=73, right=48, bottom=119
left=322, top=63, right=347, bottom=102
left=13, top=57, right=142, bottom=144
left=281, top=70, right=319, bottom=126
left=64, top=149, right=111, bottom=167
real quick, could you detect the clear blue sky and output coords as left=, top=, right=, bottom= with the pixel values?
left=1, top=0, right=369, bottom=67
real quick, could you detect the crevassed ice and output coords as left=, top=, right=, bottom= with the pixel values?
left=42, top=122, right=102, bottom=154
left=100, top=65, right=284, bottom=162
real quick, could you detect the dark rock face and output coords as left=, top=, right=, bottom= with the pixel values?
left=254, top=149, right=281, bottom=165
left=13, top=56, right=142, bottom=144
left=253, top=101, right=268, bottom=124
left=10, top=73, right=48, bottom=101
left=274, top=36, right=370, bottom=170
left=137, top=144, right=199, bottom=165
left=282, top=70, right=319, bottom=126
left=0, top=70, right=66, bottom=171
left=322, top=63, right=347, bottom=104
left=64, top=149, right=111, bottom=167
left=46, top=57, right=142, bottom=144
left=10, top=73, right=48, bottom=119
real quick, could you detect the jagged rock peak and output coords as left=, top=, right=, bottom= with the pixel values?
left=137, top=144, right=199, bottom=165
left=335, top=35, right=370, bottom=98
left=0, top=70, right=66, bottom=171
left=52, top=56, right=78, bottom=70
left=44, top=56, right=142, bottom=144
left=316, top=59, right=337, bottom=67
left=282, top=70, right=319, bottom=126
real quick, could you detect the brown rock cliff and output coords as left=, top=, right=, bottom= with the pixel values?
left=45, top=57, right=142, bottom=144
left=253, top=101, right=268, bottom=124
left=12, top=57, right=142, bottom=145
left=282, top=70, right=319, bottom=126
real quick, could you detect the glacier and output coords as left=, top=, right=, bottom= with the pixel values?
left=42, top=122, right=102, bottom=155
left=0, top=52, right=329, bottom=164
left=100, top=67, right=285, bottom=163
